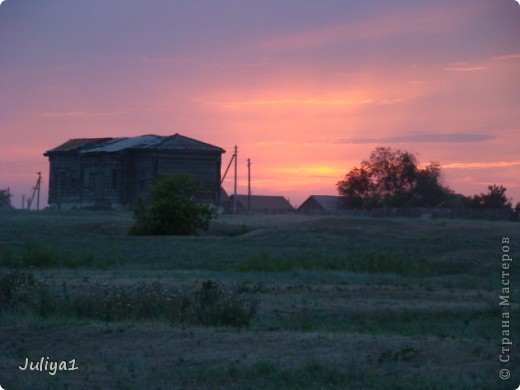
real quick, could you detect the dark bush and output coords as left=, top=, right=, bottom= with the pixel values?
left=129, top=175, right=216, bottom=236
left=0, top=277, right=257, bottom=328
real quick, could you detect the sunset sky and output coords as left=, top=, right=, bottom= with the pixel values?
left=1, top=0, right=519, bottom=208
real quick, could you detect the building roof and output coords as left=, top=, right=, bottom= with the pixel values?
left=44, top=133, right=225, bottom=155
left=45, top=138, right=112, bottom=153
left=157, top=134, right=225, bottom=152
left=298, top=195, right=342, bottom=212
left=229, top=195, right=294, bottom=212
left=81, top=135, right=162, bottom=153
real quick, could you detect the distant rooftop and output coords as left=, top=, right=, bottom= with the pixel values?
left=229, top=194, right=294, bottom=212
left=44, top=133, right=225, bottom=155
left=298, top=195, right=342, bottom=212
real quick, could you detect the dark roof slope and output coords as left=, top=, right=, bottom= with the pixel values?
left=44, top=138, right=111, bottom=154
left=80, top=135, right=161, bottom=153
left=230, top=195, right=294, bottom=212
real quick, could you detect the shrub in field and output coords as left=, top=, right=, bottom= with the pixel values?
left=193, top=280, right=257, bottom=327
left=378, top=347, right=419, bottom=364
left=353, top=251, right=426, bottom=275
left=21, top=242, right=59, bottom=267
left=0, top=268, right=37, bottom=308
left=0, top=246, right=15, bottom=267
left=1, top=278, right=257, bottom=328
left=129, top=175, right=216, bottom=236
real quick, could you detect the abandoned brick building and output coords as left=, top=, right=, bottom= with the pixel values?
left=44, top=134, right=225, bottom=209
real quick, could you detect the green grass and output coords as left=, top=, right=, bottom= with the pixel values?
left=0, top=271, right=256, bottom=328
left=0, top=210, right=518, bottom=389
left=0, top=242, right=96, bottom=268
left=238, top=250, right=430, bottom=275
left=0, top=209, right=510, bottom=275
left=256, top=307, right=498, bottom=339
left=171, top=358, right=499, bottom=390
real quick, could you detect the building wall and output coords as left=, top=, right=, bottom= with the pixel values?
left=80, top=154, right=122, bottom=207
left=154, top=150, right=222, bottom=204
left=47, top=149, right=222, bottom=209
left=47, top=154, right=82, bottom=207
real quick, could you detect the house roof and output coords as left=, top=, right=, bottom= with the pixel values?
left=298, top=195, right=342, bottom=212
left=229, top=195, right=294, bottom=212
left=44, top=133, right=225, bottom=155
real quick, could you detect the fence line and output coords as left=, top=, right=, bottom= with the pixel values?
left=300, top=207, right=518, bottom=221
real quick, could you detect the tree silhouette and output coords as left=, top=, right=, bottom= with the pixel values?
left=470, top=184, right=512, bottom=209
left=337, top=147, right=452, bottom=208
left=129, top=175, right=215, bottom=236
left=0, top=189, right=12, bottom=208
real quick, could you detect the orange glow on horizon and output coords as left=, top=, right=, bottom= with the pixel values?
left=1, top=1, right=519, bottom=207
left=442, top=161, right=520, bottom=169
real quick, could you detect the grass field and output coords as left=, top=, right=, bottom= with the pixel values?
left=0, top=209, right=518, bottom=389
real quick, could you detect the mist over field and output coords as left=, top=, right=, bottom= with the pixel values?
left=0, top=210, right=518, bottom=388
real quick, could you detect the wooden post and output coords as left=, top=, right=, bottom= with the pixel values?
left=36, top=171, right=41, bottom=211
left=233, top=146, right=237, bottom=214
left=247, top=158, right=251, bottom=212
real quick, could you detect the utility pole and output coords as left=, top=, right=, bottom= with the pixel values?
left=220, top=145, right=239, bottom=213
left=22, top=194, right=25, bottom=210
left=233, top=145, right=238, bottom=214
left=36, top=171, right=41, bottom=211
left=247, top=158, right=251, bottom=212
left=27, top=172, right=42, bottom=211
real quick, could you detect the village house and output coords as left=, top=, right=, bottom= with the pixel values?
left=297, top=195, right=343, bottom=215
left=227, top=194, right=294, bottom=214
left=44, top=134, right=225, bottom=209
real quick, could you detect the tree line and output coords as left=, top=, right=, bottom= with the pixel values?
left=337, top=147, right=517, bottom=212
left=0, top=189, right=12, bottom=208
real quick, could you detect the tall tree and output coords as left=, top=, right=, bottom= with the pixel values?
left=471, top=184, right=512, bottom=209
left=337, top=147, right=451, bottom=208
left=336, top=167, right=371, bottom=208
left=414, top=162, right=453, bottom=207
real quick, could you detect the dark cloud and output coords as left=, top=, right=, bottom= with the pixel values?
left=318, top=133, right=495, bottom=144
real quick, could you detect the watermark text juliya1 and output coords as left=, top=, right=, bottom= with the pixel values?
left=19, top=357, right=78, bottom=376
